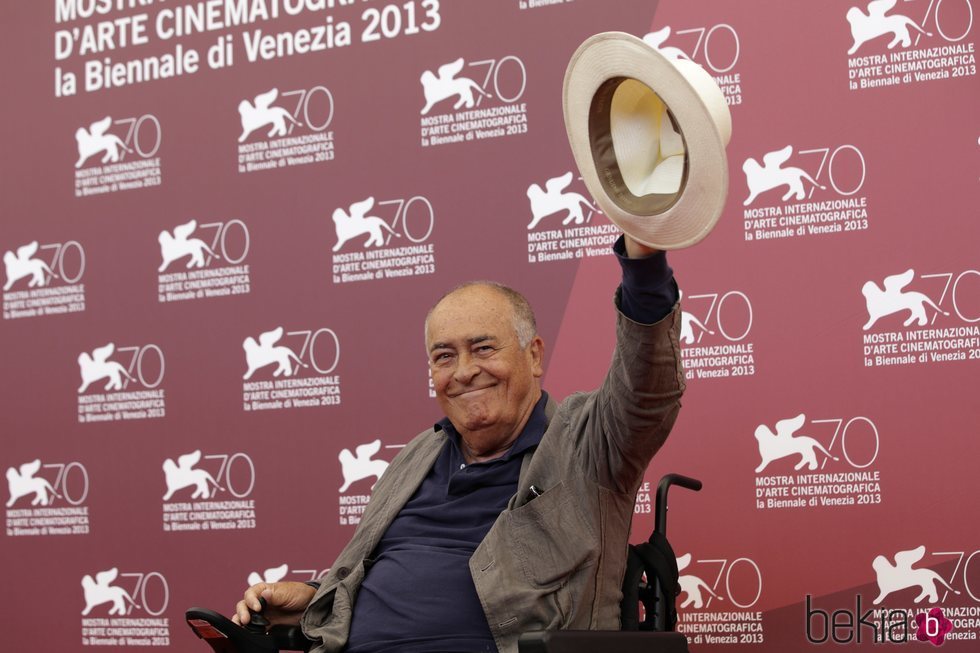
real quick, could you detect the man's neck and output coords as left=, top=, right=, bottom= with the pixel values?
left=457, top=389, right=542, bottom=464
left=458, top=433, right=521, bottom=464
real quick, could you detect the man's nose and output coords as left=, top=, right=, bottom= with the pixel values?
left=452, top=352, right=480, bottom=383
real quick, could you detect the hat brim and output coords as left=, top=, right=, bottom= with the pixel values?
left=563, top=32, right=731, bottom=250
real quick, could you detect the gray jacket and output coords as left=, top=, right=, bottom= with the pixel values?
left=302, top=303, right=685, bottom=653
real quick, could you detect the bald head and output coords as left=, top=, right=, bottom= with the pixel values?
left=425, top=281, right=537, bottom=350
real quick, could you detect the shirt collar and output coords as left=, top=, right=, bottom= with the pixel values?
left=434, top=391, right=550, bottom=464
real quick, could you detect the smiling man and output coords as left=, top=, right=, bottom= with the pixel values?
left=235, top=234, right=685, bottom=653
left=426, top=282, right=545, bottom=464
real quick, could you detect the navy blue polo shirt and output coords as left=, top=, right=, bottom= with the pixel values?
left=342, top=240, right=676, bottom=653
left=345, top=395, right=550, bottom=653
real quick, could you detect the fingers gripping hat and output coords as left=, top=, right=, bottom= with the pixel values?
left=563, top=31, right=732, bottom=249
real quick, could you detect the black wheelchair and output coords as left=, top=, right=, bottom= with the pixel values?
left=186, top=474, right=700, bottom=653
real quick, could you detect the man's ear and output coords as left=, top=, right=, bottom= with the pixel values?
left=528, top=336, right=545, bottom=378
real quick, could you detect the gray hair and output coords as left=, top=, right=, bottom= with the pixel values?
left=425, top=281, right=538, bottom=349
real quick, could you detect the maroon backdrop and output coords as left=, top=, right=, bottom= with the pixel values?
left=2, top=0, right=977, bottom=650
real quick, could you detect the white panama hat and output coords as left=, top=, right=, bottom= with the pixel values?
left=563, top=31, right=732, bottom=250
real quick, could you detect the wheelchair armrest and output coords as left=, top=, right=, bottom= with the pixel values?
left=268, top=625, right=312, bottom=652
left=186, top=608, right=312, bottom=653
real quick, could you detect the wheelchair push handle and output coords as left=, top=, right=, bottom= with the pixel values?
left=655, top=473, right=702, bottom=536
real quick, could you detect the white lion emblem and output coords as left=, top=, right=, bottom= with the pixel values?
left=526, top=172, right=599, bottom=230
left=641, top=26, right=693, bottom=62
left=81, top=568, right=136, bottom=616
left=754, top=414, right=839, bottom=473
left=677, top=553, right=722, bottom=609
left=238, top=88, right=302, bottom=142
left=420, top=58, right=491, bottom=115
left=158, top=219, right=220, bottom=272
left=679, top=291, right=714, bottom=345
left=3, top=241, right=57, bottom=291
left=742, top=146, right=825, bottom=206
left=338, top=439, right=389, bottom=493
left=872, top=546, right=960, bottom=605
left=862, top=269, right=948, bottom=330
left=331, top=197, right=399, bottom=252
left=680, top=311, right=713, bottom=345
left=6, top=459, right=60, bottom=507
left=75, top=116, right=131, bottom=168
left=846, top=0, right=931, bottom=55
left=242, top=327, right=307, bottom=380
left=247, top=563, right=289, bottom=587
left=162, top=450, right=224, bottom=501
left=77, top=343, right=135, bottom=393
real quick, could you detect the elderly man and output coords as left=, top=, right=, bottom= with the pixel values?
left=234, top=234, right=684, bottom=653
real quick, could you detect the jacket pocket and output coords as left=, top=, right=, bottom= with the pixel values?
left=511, top=481, right=598, bottom=587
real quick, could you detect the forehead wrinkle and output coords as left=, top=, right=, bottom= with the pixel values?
left=428, top=334, right=499, bottom=353
left=425, top=284, right=525, bottom=351
left=428, top=341, right=449, bottom=353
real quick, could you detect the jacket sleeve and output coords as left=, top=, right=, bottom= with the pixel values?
left=570, top=295, right=686, bottom=494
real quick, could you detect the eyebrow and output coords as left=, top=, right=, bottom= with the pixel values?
left=429, top=334, right=497, bottom=353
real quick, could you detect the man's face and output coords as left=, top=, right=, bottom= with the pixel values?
left=426, top=286, right=544, bottom=446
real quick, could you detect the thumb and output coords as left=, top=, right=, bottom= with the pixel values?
left=244, top=582, right=269, bottom=612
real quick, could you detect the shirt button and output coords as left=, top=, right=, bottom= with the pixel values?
left=336, top=567, right=350, bottom=580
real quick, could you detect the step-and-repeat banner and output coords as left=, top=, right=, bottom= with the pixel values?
left=2, top=1, right=977, bottom=650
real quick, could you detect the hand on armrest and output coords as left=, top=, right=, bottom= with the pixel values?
left=233, top=581, right=316, bottom=628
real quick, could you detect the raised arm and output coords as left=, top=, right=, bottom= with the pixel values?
left=574, top=234, right=685, bottom=493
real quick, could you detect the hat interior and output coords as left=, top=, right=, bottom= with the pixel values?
left=588, top=77, right=690, bottom=217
